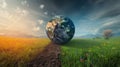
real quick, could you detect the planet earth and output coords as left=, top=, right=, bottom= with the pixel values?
left=46, top=16, right=75, bottom=44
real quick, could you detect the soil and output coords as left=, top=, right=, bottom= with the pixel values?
left=28, top=42, right=61, bottom=67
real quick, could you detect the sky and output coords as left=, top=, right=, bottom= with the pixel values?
left=0, top=0, right=120, bottom=37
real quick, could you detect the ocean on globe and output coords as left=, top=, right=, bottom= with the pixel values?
left=46, top=16, right=75, bottom=44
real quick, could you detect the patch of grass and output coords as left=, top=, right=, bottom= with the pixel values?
left=60, top=37, right=120, bottom=67
left=0, top=36, right=50, bottom=67
left=63, top=39, right=103, bottom=48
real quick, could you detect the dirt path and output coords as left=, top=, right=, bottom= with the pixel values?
left=28, top=42, right=61, bottom=67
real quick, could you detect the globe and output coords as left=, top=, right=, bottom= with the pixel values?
left=46, top=16, right=75, bottom=44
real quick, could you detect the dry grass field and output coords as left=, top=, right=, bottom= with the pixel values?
left=0, top=36, right=50, bottom=67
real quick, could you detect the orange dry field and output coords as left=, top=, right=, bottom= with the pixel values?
left=0, top=36, right=50, bottom=66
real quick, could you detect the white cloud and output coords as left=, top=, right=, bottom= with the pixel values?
left=29, top=8, right=48, bottom=18
left=94, top=0, right=104, bottom=4
left=33, top=27, right=40, bottom=32
left=21, top=0, right=29, bottom=7
left=40, top=4, right=45, bottom=9
left=102, top=15, right=120, bottom=27
left=15, top=7, right=29, bottom=16
left=44, top=12, right=48, bottom=15
left=0, top=0, right=7, bottom=9
left=0, top=7, right=39, bottom=37
left=92, top=28, right=100, bottom=34
left=0, top=0, right=48, bottom=37
left=38, top=19, right=44, bottom=25
left=21, top=0, right=27, bottom=5
left=87, top=0, right=120, bottom=21
left=27, top=4, right=29, bottom=7
left=103, top=21, right=116, bottom=27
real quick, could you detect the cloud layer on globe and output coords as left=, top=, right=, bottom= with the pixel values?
left=46, top=16, right=75, bottom=44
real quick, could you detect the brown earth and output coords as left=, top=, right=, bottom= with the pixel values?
left=28, top=42, right=61, bottom=67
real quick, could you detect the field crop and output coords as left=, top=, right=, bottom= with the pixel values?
left=0, top=36, right=50, bottom=67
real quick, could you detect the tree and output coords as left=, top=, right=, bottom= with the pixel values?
left=103, top=29, right=112, bottom=39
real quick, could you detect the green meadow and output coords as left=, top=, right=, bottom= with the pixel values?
left=60, top=37, right=120, bottom=67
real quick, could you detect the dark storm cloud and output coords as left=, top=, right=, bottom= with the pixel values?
left=98, top=21, right=120, bottom=35
left=41, top=0, right=120, bottom=19
left=92, top=0, right=120, bottom=19
left=90, top=0, right=120, bottom=36
left=99, top=9, right=120, bottom=18
left=51, top=0, right=87, bottom=11
left=29, top=0, right=120, bottom=37
left=71, top=0, right=120, bottom=36
left=5, top=0, right=119, bottom=37
left=40, top=0, right=91, bottom=15
left=85, top=0, right=120, bottom=19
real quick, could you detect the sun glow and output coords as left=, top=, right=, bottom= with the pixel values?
left=0, top=8, right=37, bottom=37
left=0, top=36, right=50, bottom=65
left=0, top=0, right=45, bottom=37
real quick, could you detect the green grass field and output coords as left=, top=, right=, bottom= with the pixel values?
left=60, top=37, right=120, bottom=67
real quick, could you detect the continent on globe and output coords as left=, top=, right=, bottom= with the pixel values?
left=46, top=16, right=75, bottom=44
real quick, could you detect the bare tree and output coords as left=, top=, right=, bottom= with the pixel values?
left=103, top=29, right=112, bottom=39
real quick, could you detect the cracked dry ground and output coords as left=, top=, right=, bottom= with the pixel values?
left=28, top=43, right=61, bottom=67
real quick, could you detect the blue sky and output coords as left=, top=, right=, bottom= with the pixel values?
left=0, top=0, right=120, bottom=37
